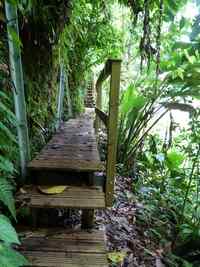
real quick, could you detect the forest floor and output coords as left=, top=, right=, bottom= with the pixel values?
left=96, top=175, right=164, bottom=267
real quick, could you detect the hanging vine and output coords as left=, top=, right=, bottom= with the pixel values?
left=156, top=0, right=164, bottom=76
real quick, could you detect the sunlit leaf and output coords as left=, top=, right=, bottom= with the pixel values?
left=166, top=149, right=185, bottom=170
left=120, top=84, right=146, bottom=116
left=0, top=215, right=19, bottom=244
left=108, top=251, right=126, bottom=264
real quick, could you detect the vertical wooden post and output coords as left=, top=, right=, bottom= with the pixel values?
left=56, top=64, right=65, bottom=129
left=95, top=83, right=102, bottom=132
left=81, top=173, right=94, bottom=229
left=106, top=60, right=121, bottom=206
left=5, top=1, right=30, bottom=179
left=91, top=74, right=95, bottom=96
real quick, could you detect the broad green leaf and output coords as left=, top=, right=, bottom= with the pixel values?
left=0, top=243, right=29, bottom=267
left=120, top=84, right=146, bottom=115
left=0, top=215, right=19, bottom=244
left=0, top=178, right=16, bottom=219
left=166, top=149, right=185, bottom=170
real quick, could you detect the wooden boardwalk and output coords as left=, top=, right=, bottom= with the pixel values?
left=28, top=112, right=103, bottom=172
left=17, top=59, right=121, bottom=266
left=19, top=229, right=107, bottom=267
left=18, top=111, right=108, bottom=266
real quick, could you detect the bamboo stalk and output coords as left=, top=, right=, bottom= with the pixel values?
left=66, top=72, right=72, bottom=117
left=5, top=1, right=30, bottom=179
left=56, top=64, right=65, bottom=129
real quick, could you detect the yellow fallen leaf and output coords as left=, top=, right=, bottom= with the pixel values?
left=38, top=185, right=67, bottom=194
left=108, top=251, right=126, bottom=264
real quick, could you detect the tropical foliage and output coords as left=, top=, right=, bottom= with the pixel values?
left=0, top=68, right=26, bottom=265
left=1, top=0, right=200, bottom=266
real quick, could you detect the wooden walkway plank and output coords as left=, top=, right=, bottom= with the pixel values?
left=19, top=230, right=108, bottom=267
left=23, top=251, right=108, bottom=267
left=28, top=113, right=103, bottom=173
left=17, top=185, right=106, bottom=209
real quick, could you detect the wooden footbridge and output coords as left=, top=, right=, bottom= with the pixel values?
left=17, top=60, right=121, bottom=266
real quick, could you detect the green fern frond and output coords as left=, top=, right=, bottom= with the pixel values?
left=0, top=143, right=17, bottom=153
left=0, top=101, right=17, bottom=126
left=0, top=91, right=11, bottom=102
left=0, top=177, right=16, bottom=219
left=0, top=155, right=15, bottom=174
left=0, top=121, right=17, bottom=143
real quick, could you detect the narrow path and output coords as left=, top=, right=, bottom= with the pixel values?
left=17, top=110, right=108, bottom=267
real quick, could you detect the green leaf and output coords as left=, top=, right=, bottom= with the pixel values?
left=108, top=251, right=126, bottom=264
left=180, top=17, right=186, bottom=29
left=0, top=122, right=16, bottom=143
left=0, top=215, right=19, bottom=244
left=166, top=149, right=185, bottom=170
left=7, top=0, right=19, bottom=5
left=0, top=178, right=16, bottom=219
left=120, top=84, right=146, bottom=115
left=0, top=91, right=11, bottom=102
left=0, top=243, right=29, bottom=267
left=8, top=27, right=22, bottom=52
left=182, top=260, right=193, bottom=267
left=0, top=102, right=17, bottom=125
left=0, top=156, right=14, bottom=174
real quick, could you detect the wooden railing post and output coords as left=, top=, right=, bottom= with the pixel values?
left=105, top=60, right=121, bottom=206
left=95, top=59, right=121, bottom=206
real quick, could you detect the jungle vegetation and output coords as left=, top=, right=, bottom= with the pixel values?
left=0, top=0, right=200, bottom=266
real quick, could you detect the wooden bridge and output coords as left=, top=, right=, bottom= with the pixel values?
left=17, top=59, right=121, bottom=266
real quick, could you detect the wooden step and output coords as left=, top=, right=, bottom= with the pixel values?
left=28, top=114, right=103, bottom=173
left=17, top=185, right=106, bottom=209
left=18, top=229, right=108, bottom=267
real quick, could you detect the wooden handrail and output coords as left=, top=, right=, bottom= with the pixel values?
left=96, top=59, right=121, bottom=88
left=95, top=59, right=121, bottom=206
left=95, top=108, right=108, bottom=127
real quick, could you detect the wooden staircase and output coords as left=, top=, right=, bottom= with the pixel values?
left=17, top=112, right=108, bottom=266
left=84, top=81, right=95, bottom=108
left=17, top=59, right=121, bottom=266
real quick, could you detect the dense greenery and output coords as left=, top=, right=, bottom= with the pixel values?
left=113, top=1, right=200, bottom=265
left=1, top=0, right=200, bottom=266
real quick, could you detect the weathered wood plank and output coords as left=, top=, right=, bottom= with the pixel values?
left=106, top=60, right=121, bottom=206
left=28, top=160, right=103, bottom=172
left=18, top=228, right=105, bottom=241
left=28, top=113, right=103, bottom=173
left=19, top=230, right=108, bottom=267
left=23, top=251, right=108, bottom=267
left=17, top=185, right=106, bottom=209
